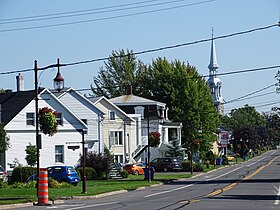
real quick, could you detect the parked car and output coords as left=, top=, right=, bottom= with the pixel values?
left=0, top=165, right=8, bottom=183
left=47, top=166, right=80, bottom=186
left=26, top=165, right=80, bottom=186
left=124, top=163, right=146, bottom=175
left=150, top=157, right=182, bottom=172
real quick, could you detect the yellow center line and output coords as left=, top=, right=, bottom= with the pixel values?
left=207, top=156, right=278, bottom=197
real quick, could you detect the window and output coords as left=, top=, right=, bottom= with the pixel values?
left=109, top=131, right=123, bottom=146
left=55, top=145, right=64, bottom=163
left=114, top=155, right=124, bottom=163
left=109, top=111, right=115, bottom=120
left=26, top=113, right=35, bottom=126
left=55, top=113, right=63, bottom=125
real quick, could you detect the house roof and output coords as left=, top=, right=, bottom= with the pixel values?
left=109, top=94, right=166, bottom=107
left=54, top=87, right=104, bottom=116
left=88, top=96, right=135, bottom=122
left=0, top=89, right=43, bottom=125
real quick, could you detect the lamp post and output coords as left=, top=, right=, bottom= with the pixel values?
left=34, top=59, right=64, bottom=198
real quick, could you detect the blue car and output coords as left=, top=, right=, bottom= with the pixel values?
left=47, top=166, right=80, bottom=186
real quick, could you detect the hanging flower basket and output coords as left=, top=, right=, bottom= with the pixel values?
left=39, top=107, right=58, bottom=136
left=149, top=131, right=161, bottom=147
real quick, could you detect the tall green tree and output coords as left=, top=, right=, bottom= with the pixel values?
left=91, top=49, right=146, bottom=98
left=92, top=51, right=220, bottom=154
left=222, top=105, right=267, bottom=153
left=137, top=58, right=220, bottom=152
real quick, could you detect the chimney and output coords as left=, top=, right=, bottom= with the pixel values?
left=126, top=84, right=132, bottom=95
left=16, top=73, right=24, bottom=92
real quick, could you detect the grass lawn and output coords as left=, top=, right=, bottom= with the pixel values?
left=0, top=173, right=193, bottom=205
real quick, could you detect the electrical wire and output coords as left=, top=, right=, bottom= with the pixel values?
left=0, top=0, right=210, bottom=25
left=0, top=0, right=215, bottom=33
left=225, top=83, right=276, bottom=104
left=0, top=23, right=278, bottom=77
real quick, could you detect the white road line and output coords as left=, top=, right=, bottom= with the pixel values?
left=274, top=186, right=280, bottom=205
left=65, top=202, right=118, bottom=210
left=144, top=183, right=197, bottom=198
left=145, top=166, right=243, bottom=198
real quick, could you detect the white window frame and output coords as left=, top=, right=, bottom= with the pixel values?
left=26, top=112, right=35, bottom=126
left=114, top=154, right=124, bottom=163
left=109, top=110, right=116, bottom=121
left=109, top=131, right=123, bottom=147
left=55, top=145, right=64, bottom=163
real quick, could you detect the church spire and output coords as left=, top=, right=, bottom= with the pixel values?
left=208, top=28, right=219, bottom=71
left=207, top=28, right=224, bottom=115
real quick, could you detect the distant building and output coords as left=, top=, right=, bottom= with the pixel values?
left=207, top=30, right=225, bottom=115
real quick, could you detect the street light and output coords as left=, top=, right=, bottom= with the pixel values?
left=34, top=59, right=64, bottom=198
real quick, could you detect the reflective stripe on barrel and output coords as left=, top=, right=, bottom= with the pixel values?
left=38, top=168, right=48, bottom=204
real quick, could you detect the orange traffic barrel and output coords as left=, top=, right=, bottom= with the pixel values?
left=38, top=168, right=49, bottom=205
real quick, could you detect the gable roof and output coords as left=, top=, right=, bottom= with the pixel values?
left=0, top=89, right=43, bottom=125
left=53, top=87, right=104, bottom=116
left=88, top=96, right=135, bottom=122
left=109, top=94, right=166, bottom=107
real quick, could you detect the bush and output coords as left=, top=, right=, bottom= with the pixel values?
left=182, top=161, right=204, bottom=172
left=77, top=167, right=97, bottom=180
left=48, top=178, right=62, bottom=188
left=0, top=179, right=8, bottom=188
left=79, top=152, right=111, bottom=179
left=11, top=166, right=37, bottom=183
left=120, top=169, right=129, bottom=178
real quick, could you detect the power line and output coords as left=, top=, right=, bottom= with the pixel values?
left=0, top=0, right=215, bottom=33
left=225, top=83, right=276, bottom=104
left=0, top=23, right=278, bottom=76
left=0, top=0, right=209, bottom=25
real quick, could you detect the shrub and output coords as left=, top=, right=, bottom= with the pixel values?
left=79, top=152, right=110, bottom=179
left=120, top=169, right=129, bottom=178
left=48, top=178, right=62, bottom=188
left=182, top=161, right=204, bottom=172
left=0, top=179, right=8, bottom=188
left=77, top=167, right=97, bottom=180
left=11, top=166, right=37, bottom=183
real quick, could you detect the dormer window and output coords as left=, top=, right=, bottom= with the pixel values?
left=109, top=110, right=116, bottom=120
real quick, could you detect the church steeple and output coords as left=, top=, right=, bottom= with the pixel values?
left=208, top=28, right=219, bottom=70
left=207, top=29, right=224, bottom=115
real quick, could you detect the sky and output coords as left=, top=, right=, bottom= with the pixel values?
left=0, top=0, right=279, bottom=115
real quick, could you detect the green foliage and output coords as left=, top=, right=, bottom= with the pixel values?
left=77, top=167, right=97, bottom=180
left=39, top=107, right=58, bottom=136
left=92, top=51, right=220, bottom=157
left=25, top=142, right=37, bottom=167
left=0, top=123, right=10, bottom=152
left=91, top=49, right=146, bottom=98
left=48, top=178, right=62, bottom=188
left=120, top=169, right=129, bottom=178
left=11, top=167, right=37, bottom=183
left=264, top=110, right=280, bottom=147
left=80, top=152, right=111, bottom=179
left=149, top=131, right=160, bottom=147
left=165, top=139, right=186, bottom=160
left=222, top=105, right=269, bottom=154
left=182, top=161, right=204, bottom=172
left=0, top=180, right=8, bottom=188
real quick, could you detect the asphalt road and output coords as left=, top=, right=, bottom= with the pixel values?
left=11, top=150, right=280, bottom=210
